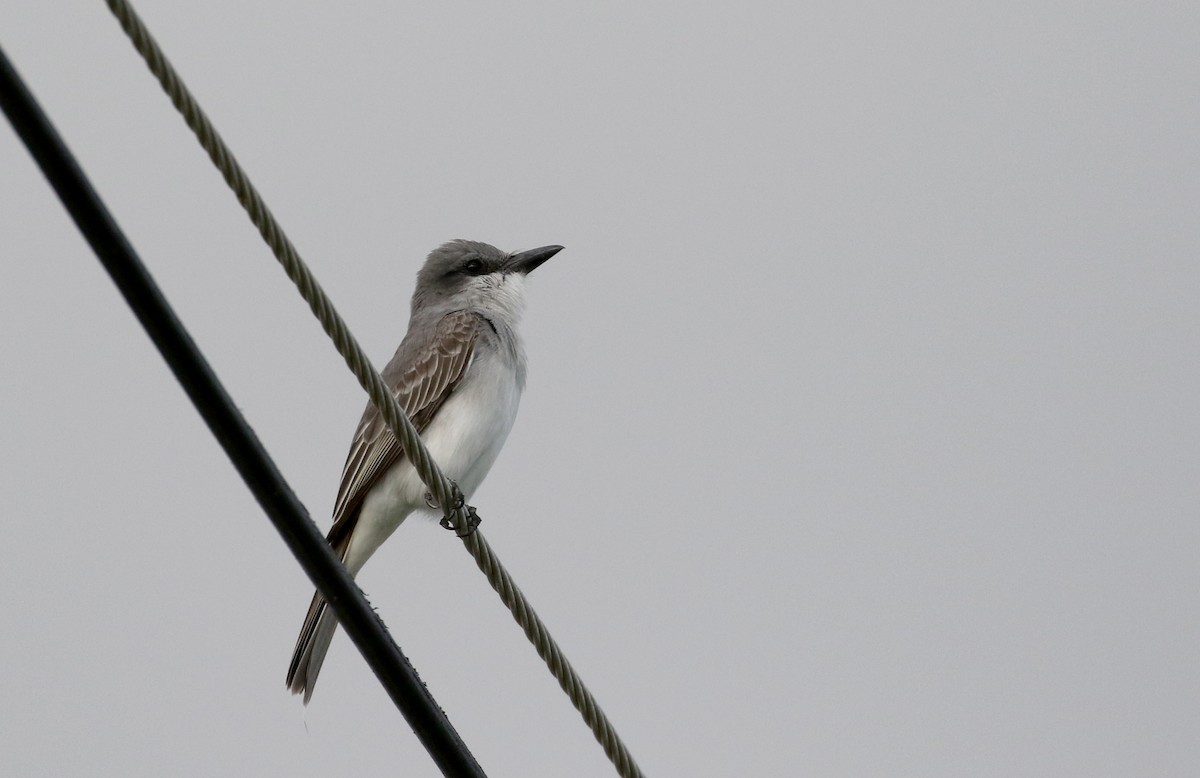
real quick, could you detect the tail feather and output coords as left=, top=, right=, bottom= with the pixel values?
left=286, top=534, right=352, bottom=703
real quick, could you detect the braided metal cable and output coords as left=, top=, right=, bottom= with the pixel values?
left=464, top=531, right=642, bottom=777
left=103, top=2, right=645, bottom=776
left=100, top=0, right=459, bottom=516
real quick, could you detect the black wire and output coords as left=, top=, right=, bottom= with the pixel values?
left=0, top=45, right=486, bottom=778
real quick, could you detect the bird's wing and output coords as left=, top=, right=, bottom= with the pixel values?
left=325, top=309, right=482, bottom=549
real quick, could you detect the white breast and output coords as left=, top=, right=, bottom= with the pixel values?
left=413, top=346, right=523, bottom=501
left=343, top=346, right=523, bottom=575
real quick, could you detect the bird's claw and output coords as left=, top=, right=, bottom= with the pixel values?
left=427, top=481, right=475, bottom=535
left=424, top=481, right=466, bottom=511
left=440, top=506, right=482, bottom=537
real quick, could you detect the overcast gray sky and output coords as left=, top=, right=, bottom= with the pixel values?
left=2, top=2, right=1198, bottom=776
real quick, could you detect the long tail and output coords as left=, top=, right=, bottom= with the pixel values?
left=285, top=533, right=352, bottom=703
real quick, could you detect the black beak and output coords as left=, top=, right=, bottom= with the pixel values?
left=506, top=244, right=563, bottom=275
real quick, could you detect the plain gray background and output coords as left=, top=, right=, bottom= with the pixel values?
left=2, top=2, right=1197, bottom=776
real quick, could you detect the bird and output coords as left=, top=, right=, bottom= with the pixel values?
left=286, top=239, right=563, bottom=702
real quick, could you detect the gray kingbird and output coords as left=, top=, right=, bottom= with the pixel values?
left=286, top=239, right=563, bottom=702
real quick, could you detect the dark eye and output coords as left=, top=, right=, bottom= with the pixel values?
left=464, top=259, right=485, bottom=274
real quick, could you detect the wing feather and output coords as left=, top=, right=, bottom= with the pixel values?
left=325, top=310, right=482, bottom=549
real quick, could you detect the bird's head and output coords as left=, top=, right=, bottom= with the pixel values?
left=411, top=240, right=563, bottom=323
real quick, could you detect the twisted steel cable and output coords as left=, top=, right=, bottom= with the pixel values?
left=103, top=2, right=645, bottom=776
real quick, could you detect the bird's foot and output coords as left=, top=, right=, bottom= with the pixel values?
left=424, top=481, right=466, bottom=511
left=426, top=481, right=477, bottom=536
left=440, top=505, right=482, bottom=537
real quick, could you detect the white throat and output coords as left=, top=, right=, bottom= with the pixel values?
left=465, top=271, right=527, bottom=331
